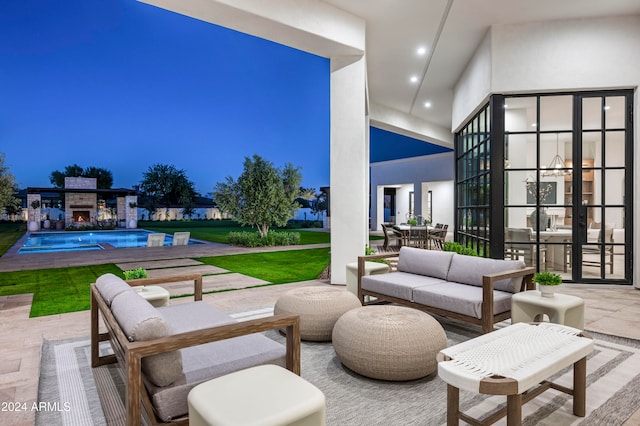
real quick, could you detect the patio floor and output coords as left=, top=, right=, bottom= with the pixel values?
left=0, top=241, right=639, bottom=425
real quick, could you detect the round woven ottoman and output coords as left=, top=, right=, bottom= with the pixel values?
left=332, top=306, right=447, bottom=381
left=274, top=286, right=362, bottom=342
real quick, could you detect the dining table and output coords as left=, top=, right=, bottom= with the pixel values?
left=393, top=224, right=435, bottom=248
left=538, top=229, right=573, bottom=270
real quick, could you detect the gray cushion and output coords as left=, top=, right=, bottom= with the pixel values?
left=446, top=254, right=526, bottom=293
left=146, top=302, right=286, bottom=421
left=361, top=272, right=446, bottom=301
left=412, top=283, right=513, bottom=319
left=397, top=247, right=454, bottom=280
left=95, top=273, right=133, bottom=305
left=111, top=291, right=183, bottom=387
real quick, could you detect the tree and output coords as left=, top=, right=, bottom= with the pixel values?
left=310, top=192, right=328, bottom=220
left=0, top=153, right=20, bottom=215
left=83, top=166, right=114, bottom=189
left=49, top=164, right=113, bottom=189
left=139, top=164, right=196, bottom=216
left=213, top=154, right=302, bottom=237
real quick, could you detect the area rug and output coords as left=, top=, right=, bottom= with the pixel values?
left=37, top=312, right=640, bottom=425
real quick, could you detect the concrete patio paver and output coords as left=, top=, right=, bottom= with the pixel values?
left=162, top=273, right=271, bottom=297
left=116, top=258, right=204, bottom=270
left=145, top=264, right=229, bottom=278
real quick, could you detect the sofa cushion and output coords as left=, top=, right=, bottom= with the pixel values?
left=95, top=273, right=133, bottom=306
left=146, top=302, right=286, bottom=421
left=111, top=291, right=183, bottom=387
left=412, top=283, right=513, bottom=319
left=446, top=255, right=526, bottom=293
left=396, top=246, right=454, bottom=280
left=362, top=272, right=446, bottom=301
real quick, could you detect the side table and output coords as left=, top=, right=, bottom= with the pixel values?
left=345, top=261, right=389, bottom=296
left=134, top=285, right=170, bottom=307
left=511, top=290, right=584, bottom=329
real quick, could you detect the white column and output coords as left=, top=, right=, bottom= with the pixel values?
left=330, top=56, right=368, bottom=284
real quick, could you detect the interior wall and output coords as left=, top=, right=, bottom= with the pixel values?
left=453, top=16, right=640, bottom=131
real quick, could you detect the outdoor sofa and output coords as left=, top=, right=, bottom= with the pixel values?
left=90, top=273, right=300, bottom=426
left=357, top=247, right=535, bottom=333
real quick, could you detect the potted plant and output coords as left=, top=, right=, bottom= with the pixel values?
left=123, top=267, right=148, bottom=280
left=533, top=271, right=562, bottom=298
left=28, top=200, right=41, bottom=231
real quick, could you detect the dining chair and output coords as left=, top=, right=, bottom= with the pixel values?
left=582, top=223, right=615, bottom=274
left=430, top=224, right=448, bottom=250
left=381, top=224, right=402, bottom=250
left=505, top=228, right=546, bottom=269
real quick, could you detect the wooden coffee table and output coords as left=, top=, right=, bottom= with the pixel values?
left=437, top=322, right=593, bottom=426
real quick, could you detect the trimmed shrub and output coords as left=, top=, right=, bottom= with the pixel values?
left=443, top=241, right=478, bottom=256
left=123, top=268, right=148, bottom=280
left=227, top=230, right=300, bottom=247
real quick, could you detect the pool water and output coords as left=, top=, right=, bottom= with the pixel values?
left=18, top=230, right=197, bottom=254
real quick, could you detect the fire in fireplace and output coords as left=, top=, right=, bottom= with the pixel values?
left=73, top=211, right=91, bottom=222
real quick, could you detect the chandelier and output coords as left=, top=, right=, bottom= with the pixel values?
left=543, top=134, right=571, bottom=177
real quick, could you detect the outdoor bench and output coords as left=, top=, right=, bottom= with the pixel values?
left=90, top=273, right=300, bottom=426
left=357, top=246, right=535, bottom=334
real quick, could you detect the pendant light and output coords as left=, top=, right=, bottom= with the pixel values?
left=543, top=134, right=571, bottom=177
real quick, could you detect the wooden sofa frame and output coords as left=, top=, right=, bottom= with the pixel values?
left=357, top=254, right=536, bottom=334
left=91, top=273, right=301, bottom=426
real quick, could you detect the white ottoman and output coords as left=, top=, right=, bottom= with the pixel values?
left=188, top=365, right=326, bottom=426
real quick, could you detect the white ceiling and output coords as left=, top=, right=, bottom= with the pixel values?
left=324, top=0, right=640, bottom=131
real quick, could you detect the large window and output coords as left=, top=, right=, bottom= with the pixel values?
left=455, top=103, right=491, bottom=257
left=455, top=90, right=633, bottom=284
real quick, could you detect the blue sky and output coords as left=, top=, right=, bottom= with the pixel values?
left=0, top=0, right=330, bottom=195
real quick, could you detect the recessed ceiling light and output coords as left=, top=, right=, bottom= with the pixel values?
left=410, top=75, right=418, bottom=83
left=424, top=101, right=432, bottom=108
left=604, top=105, right=611, bottom=110
left=503, top=103, right=508, bottom=108
left=416, top=46, right=427, bottom=56
left=531, top=123, right=537, bottom=127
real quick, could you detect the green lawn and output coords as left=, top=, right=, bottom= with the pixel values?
left=0, top=221, right=365, bottom=317
left=0, top=222, right=26, bottom=256
left=197, top=247, right=330, bottom=284
left=141, top=220, right=331, bottom=244
left=0, top=248, right=329, bottom=317
left=0, top=264, right=122, bottom=317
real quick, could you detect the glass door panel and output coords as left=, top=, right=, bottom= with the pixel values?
left=577, top=93, right=630, bottom=282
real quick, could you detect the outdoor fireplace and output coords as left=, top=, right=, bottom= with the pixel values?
left=72, top=210, right=91, bottom=223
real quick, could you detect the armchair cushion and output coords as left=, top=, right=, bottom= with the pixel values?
left=396, top=246, right=454, bottom=279
left=111, top=291, right=183, bottom=387
left=95, top=273, right=133, bottom=306
left=413, top=283, right=513, bottom=319
left=361, top=272, right=446, bottom=301
left=447, top=255, right=525, bottom=293
left=147, top=301, right=286, bottom=421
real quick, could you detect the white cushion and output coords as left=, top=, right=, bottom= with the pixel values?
left=111, top=291, right=183, bottom=387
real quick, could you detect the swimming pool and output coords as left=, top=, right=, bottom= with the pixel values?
left=18, top=230, right=198, bottom=254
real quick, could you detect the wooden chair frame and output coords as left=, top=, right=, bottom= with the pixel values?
left=91, top=274, right=301, bottom=426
